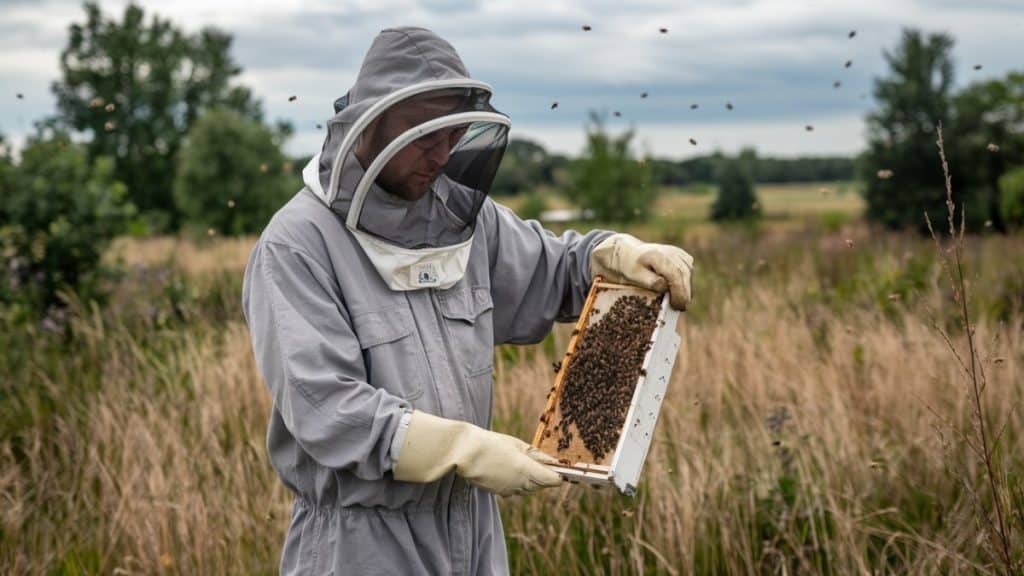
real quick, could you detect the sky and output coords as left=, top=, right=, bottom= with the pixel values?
left=1, top=0, right=1022, bottom=160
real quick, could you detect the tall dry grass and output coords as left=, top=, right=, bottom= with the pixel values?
left=2, top=225, right=1022, bottom=574
left=1, top=302, right=291, bottom=574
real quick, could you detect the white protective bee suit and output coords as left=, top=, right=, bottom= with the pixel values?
left=242, top=26, right=692, bottom=575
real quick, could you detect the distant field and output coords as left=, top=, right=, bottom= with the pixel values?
left=495, top=181, right=864, bottom=222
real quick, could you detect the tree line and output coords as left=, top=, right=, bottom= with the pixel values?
left=492, top=137, right=856, bottom=198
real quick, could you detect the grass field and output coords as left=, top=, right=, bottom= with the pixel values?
left=495, top=182, right=865, bottom=243
left=3, top=187, right=1023, bottom=574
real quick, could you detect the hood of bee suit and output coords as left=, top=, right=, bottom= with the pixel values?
left=301, top=26, right=510, bottom=262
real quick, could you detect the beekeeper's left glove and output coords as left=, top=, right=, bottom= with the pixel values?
left=590, top=233, right=694, bottom=310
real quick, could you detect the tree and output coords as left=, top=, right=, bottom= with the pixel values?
left=950, top=72, right=1024, bottom=231
left=711, top=158, right=760, bottom=222
left=999, top=167, right=1024, bottom=229
left=492, top=138, right=552, bottom=196
left=568, top=112, right=655, bottom=222
left=174, top=108, right=298, bottom=236
left=860, top=29, right=958, bottom=231
left=51, top=2, right=263, bottom=231
left=0, top=126, right=133, bottom=314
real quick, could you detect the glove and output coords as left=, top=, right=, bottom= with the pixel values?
left=392, top=410, right=564, bottom=496
left=590, top=233, right=694, bottom=310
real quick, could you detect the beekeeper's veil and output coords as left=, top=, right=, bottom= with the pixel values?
left=302, top=27, right=509, bottom=290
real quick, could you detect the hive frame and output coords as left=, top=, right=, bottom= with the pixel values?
left=531, top=280, right=682, bottom=495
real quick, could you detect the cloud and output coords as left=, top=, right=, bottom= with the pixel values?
left=1, top=0, right=1022, bottom=159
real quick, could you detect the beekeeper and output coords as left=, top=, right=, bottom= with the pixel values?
left=242, top=26, right=694, bottom=575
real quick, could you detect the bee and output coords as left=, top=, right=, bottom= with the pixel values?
left=725, top=102, right=733, bottom=110
left=844, top=60, right=852, bottom=68
left=659, top=27, right=668, bottom=34
left=689, top=138, right=697, bottom=146
left=833, top=80, right=842, bottom=89
left=316, top=124, right=323, bottom=130
left=582, top=24, right=592, bottom=31
left=16, top=93, right=23, bottom=99
left=974, top=64, right=983, bottom=71
left=848, top=30, right=856, bottom=39
left=805, top=125, right=814, bottom=132
left=550, top=101, right=558, bottom=110
left=613, top=110, right=621, bottom=117
left=288, top=95, right=297, bottom=102
left=640, top=92, right=648, bottom=99
left=690, top=103, right=698, bottom=110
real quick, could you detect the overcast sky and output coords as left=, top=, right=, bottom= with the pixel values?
left=1, top=0, right=1022, bottom=160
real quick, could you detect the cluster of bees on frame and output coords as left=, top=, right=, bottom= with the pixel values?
left=547, top=294, right=661, bottom=462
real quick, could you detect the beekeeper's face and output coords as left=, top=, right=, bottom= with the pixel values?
left=356, top=94, right=468, bottom=201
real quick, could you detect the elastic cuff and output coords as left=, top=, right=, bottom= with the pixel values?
left=388, top=409, right=414, bottom=469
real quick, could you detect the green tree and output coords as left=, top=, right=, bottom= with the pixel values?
left=568, top=113, right=655, bottom=222
left=0, top=126, right=133, bottom=315
left=711, top=158, right=760, bottom=222
left=951, top=72, right=1024, bottom=231
left=492, top=138, right=552, bottom=196
left=174, top=108, right=298, bottom=236
left=860, top=29, right=958, bottom=231
left=51, top=2, right=263, bottom=231
left=999, top=167, right=1024, bottom=229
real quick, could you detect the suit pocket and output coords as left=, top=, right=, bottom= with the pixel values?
left=438, top=286, right=495, bottom=379
left=351, top=306, right=426, bottom=401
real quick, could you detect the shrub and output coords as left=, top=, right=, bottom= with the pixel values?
left=174, top=107, right=298, bottom=236
left=999, top=166, right=1024, bottom=228
left=0, top=129, right=133, bottom=316
left=711, top=159, right=761, bottom=222
left=568, top=112, right=656, bottom=223
left=516, top=192, right=549, bottom=221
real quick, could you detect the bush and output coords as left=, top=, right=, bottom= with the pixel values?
left=999, top=167, right=1024, bottom=228
left=174, top=107, right=298, bottom=236
left=516, top=192, right=549, bottom=221
left=568, top=112, right=656, bottom=223
left=711, top=159, right=761, bottom=222
left=0, top=129, right=133, bottom=316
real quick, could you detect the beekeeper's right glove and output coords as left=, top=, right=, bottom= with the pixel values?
left=392, top=410, right=564, bottom=496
